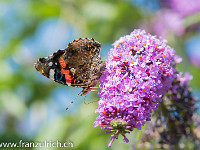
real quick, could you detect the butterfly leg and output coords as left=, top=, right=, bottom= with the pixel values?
left=90, top=87, right=100, bottom=89
left=83, top=95, right=87, bottom=104
left=85, top=100, right=99, bottom=104
left=91, top=90, right=98, bottom=92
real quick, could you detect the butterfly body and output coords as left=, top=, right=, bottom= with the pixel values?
left=35, top=38, right=105, bottom=95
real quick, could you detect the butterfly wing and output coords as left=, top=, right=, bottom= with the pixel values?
left=35, top=38, right=105, bottom=94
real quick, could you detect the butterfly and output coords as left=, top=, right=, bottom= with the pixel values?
left=35, top=38, right=105, bottom=109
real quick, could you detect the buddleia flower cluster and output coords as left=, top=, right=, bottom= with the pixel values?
left=94, top=29, right=177, bottom=147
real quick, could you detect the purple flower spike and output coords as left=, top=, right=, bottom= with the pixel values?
left=94, top=29, right=176, bottom=147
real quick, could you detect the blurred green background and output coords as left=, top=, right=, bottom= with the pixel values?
left=0, top=0, right=200, bottom=149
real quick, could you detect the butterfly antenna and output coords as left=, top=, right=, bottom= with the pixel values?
left=65, top=91, right=82, bottom=110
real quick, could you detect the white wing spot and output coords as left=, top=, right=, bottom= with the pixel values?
left=66, top=82, right=71, bottom=86
left=48, top=62, right=53, bottom=66
left=49, top=69, right=55, bottom=80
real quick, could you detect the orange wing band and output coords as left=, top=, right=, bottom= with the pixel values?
left=61, top=69, right=72, bottom=84
left=59, top=57, right=74, bottom=84
left=59, top=57, right=67, bottom=68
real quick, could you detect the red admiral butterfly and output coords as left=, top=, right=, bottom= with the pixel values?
left=35, top=38, right=105, bottom=98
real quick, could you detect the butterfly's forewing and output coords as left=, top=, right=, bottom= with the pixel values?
left=34, top=49, right=70, bottom=85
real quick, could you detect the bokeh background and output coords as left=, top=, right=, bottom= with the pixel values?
left=0, top=0, right=200, bottom=149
